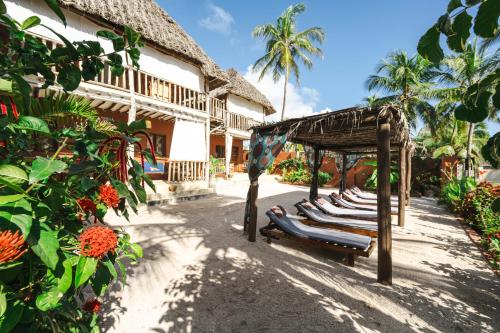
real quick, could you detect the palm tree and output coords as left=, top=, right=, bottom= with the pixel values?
left=365, top=51, right=438, bottom=130
left=415, top=120, right=489, bottom=161
left=428, top=42, right=497, bottom=175
left=252, top=3, right=324, bottom=120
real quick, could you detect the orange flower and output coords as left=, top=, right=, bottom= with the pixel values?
left=79, top=226, right=118, bottom=259
left=83, top=299, right=101, bottom=313
left=0, top=230, right=27, bottom=263
left=77, top=198, right=97, bottom=215
left=98, top=184, right=120, bottom=208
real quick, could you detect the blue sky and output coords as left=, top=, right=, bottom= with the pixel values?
left=158, top=0, right=499, bottom=135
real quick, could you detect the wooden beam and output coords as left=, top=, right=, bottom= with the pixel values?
left=406, top=148, right=412, bottom=206
left=398, top=146, right=406, bottom=227
left=377, top=120, right=392, bottom=285
left=309, top=147, right=320, bottom=201
left=248, top=180, right=259, bottom=242
left=340, top=153, right=347, bottom=194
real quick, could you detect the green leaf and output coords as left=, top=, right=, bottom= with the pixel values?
left=116, top=259, right=126, bottom=284
left=492, top=197, right=500, bottom=213
left=35, top=287, right=63, bottom=311
left=0, top=164, right=28, bottom=186
left=21, top=16, right=40, bottom=30
left=418, top=25, right=444, bottom=64
left=43, top=0, right=66, bottom=25
left=91, top=264, right=111, bottom=297
left=0, top=0, right=6, bottom=15
left=454, top=91, right=491, bottom=123
left=447, top=10, right=472, bottom=52
left=102, top=258, right=117, bottom=279
left=0, top=300, right=24, bottom=332
left=15, top=116, right=50, bottom=134
left=96, top=30, right=125, bottom=51
left=0, top=194, right=25, bottom=204
left=474, top=0, right=499, bottom=37
left=29, top=157, right=67, bottom=184
left=130, top=243, right=143, bottom=258
left=57, top=64, right=81, bottom=91
left=124, top=25, right=141, bottom=46
left=0, top=78, right=12, bottom=94
left=68, top=160, right=100, bottom=175
left=0, top=282, right=6, bottom=317
left=0, top=198, right=32, bottom=236
left=0, top=177, right=26, bottom=195
left=447, top=0, right=462, bottom=12
left=74, top=256, right=98, bottom=288
left=27, top=222, right=60, bottom=270
left=10, top=73, right=32, bottom=112
left=437, top=14, right=453, bottom=36
left=128, top=118, right=147, bottom=132
left=57, top=259, right=73, bottom=292
left=493, top=83, right=500, bottom=109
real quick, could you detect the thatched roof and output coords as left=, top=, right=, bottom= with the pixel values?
left=212, top=69, right=276, bottom=115
left=58, top=0, right=228, bottom=88
left=253, top=105, right=411, bottom=153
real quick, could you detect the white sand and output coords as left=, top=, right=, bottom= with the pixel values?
left=102, top=174, right=500, bottom=333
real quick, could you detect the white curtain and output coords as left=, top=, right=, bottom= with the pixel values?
left=169, top=119, right=206, bottom=161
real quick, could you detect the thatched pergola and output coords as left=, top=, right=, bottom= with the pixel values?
left=245, top=105, right=412, bottom=285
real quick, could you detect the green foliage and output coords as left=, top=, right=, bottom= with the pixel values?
left=277, top=157, right=304, bottom=172
left=461, top=183, right=500, bottom=266
left=283, top=167, right=332, bottom=187
left=481, top=131, right=500, bottom=167
left=209, top=155, right=224, bottom=175
left=0, top=3, right=150, bottom=332
left=440, top=176, right=476, bottom=210
left=363, top=161, right=399, bottom=190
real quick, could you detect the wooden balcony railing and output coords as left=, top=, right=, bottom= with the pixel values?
left=209, top=98, right=227, bottom=121
left=166, top=160, right=207, bottom=182
left=227, top=112, right=261, bottom=131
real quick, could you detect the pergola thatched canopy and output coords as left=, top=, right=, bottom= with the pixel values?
left=252, top=105, right=411, bottom=153
left=59, top=0, right=228, bottom=88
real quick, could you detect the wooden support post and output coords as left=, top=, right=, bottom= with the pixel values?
left=377, top=120, right=392, bottom=285
left=406, top=148, right=412, bottom=206
left=309, top=147, right=320, bottom=201
left=340, top=153, right=347, bottom=194
left=398, top=146, right=406, bottom=227
left=248, top=180, right=259, bottom=242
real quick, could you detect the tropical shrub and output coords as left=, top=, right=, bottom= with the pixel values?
left=0, top=1, right=153, bottom=331
left=364, top=161, right=399, bottom=190
left=283, top=169, right=332, bottom=186
left=209, top=155, right=224, bottom=175
left=461, top=183, right=500, bottom=267
left=440, top=176, right=476, bottom=211
left=277, top=158, right=304, bottom=174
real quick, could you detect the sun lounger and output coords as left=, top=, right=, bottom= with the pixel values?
left=295, top=199, right=378, bottom=237
left=350, top=186, right=398, bottom=203
left=260, top=206, right=376, bottom=266
left=312, top=197, right=378, bottom=221
left=329, top=193, right=398, bottom=215
left=343, top=189, right=398, bottom=207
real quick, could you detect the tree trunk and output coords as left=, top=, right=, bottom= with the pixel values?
left=280, top=72, right=289, bottom=121
left=464, top=122, right=475, bottom=177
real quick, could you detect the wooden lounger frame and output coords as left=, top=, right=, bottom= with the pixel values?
left=260, top=221, right=376, bottom=267
left=299, top=218, right=378, bottom=238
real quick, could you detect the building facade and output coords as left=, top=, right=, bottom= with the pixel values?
left=6, top=0, right=275, bottom=195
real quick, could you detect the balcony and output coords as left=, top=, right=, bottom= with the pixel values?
left=34, top=33, right=260, bottom=132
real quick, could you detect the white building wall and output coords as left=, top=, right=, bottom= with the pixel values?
left=5, top=0, right=204, bottom=92
left=227, top=94, right=265, bottom=122
left=169, top=119, right=206, bottom=161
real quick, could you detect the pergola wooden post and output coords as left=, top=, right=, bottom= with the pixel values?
left=248, top=180, right=259, bottom=242
left=377, top=120, right=392, bottom=285
left=405, top=148, right=412, bottom=206
left=309, top=146, right=320, bottom=201
left=398, top=146, right=406, bottom=227
left=340, top=153, right=347, bottom=194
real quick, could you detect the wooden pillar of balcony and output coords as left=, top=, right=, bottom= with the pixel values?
left=225, top=132, right=233, bottom=178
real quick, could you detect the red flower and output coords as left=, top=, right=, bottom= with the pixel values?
left=79, top=226, right=118, bottom=259
left=83, top=299, right=101, bottom=313
left=77, top=198, right=97, bottom=215
left=0, top=97, right=19, bottom=119
left=0, top=230, right=27, bottom=263
left=98, top=184, right=120, bottom=208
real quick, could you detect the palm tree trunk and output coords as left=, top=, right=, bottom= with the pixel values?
left=464, top=122, right=475, bottom=177
left=280, top=72, right=289, bottom=121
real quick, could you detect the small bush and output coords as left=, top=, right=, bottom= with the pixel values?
left=440, top=176, right=476, bottom=211
left=318, top=171, right=332, bottom=186
left=283, top=169, right=332, bottom=186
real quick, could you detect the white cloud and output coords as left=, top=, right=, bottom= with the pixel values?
left=243, top=66, right=322, bottom=121
left=198, top=2, right=234, bottom=35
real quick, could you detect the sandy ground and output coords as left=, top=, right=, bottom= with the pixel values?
left=102, top=174, right=500, bottom=333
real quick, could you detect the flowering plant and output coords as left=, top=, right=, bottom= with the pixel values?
left=0, top=1, right=154, bottom=331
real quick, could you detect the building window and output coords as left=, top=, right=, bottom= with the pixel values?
left=231, top=146, right=239, bottom=163
left=215, top=145, right=225, bottom=158
left=152, top=134, right=166, bottom=157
